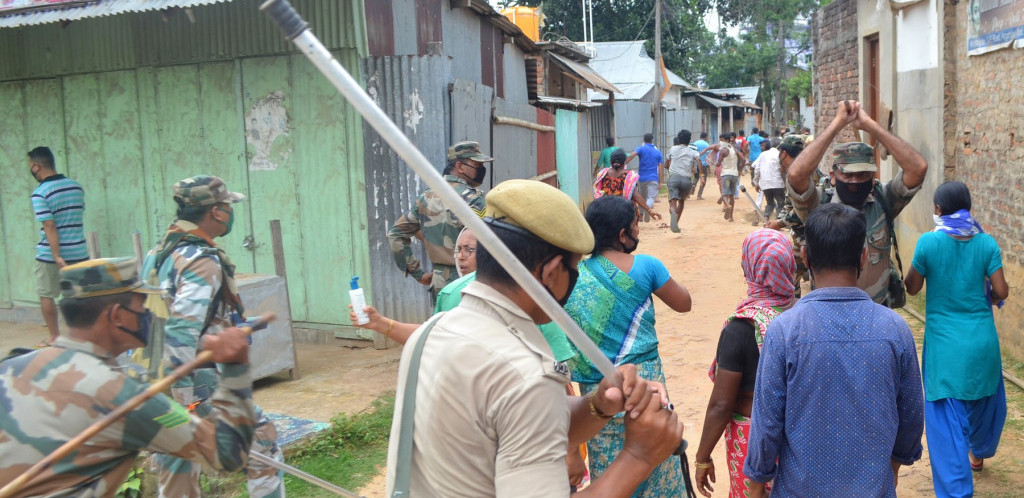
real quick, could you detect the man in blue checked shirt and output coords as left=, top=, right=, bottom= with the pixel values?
left=744, top=203, right=924, bottom=497
left=28, top=146, right=87, bottom=348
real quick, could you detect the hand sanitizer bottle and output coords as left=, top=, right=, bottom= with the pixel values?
left=349, top=276, right=369, bottom=325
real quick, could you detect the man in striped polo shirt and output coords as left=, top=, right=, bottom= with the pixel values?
left=29, top=146, right=87, bottom=347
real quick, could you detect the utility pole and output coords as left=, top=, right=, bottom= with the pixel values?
left=653, top=0, right=662, bottom=149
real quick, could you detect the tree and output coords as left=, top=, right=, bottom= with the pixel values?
left=695, top=30, right=777, bottom=89
left=710, top=0, right=820, bottom=125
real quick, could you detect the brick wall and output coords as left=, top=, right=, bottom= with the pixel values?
left=948, top=9, right=1024, bottom=256
left=811, top=0, right=861, bottom=169
left=947, top=1, right=1024, bottom=357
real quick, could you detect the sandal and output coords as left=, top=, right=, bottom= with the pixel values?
left=34, top=340, right=53, bottom=349
left=970, top=454, right=983, bottom=472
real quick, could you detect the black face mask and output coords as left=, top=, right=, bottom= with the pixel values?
left=834, top=178, right=873, bottom=208
left=29, top=166, right=42, bottom=183
left=114, top=306, right=154, bottom=346
left=471, top=164, right=487, bottom=185
left=544, top=256, right=579, bottom=307
left=623, top=232, right=640, bottom=254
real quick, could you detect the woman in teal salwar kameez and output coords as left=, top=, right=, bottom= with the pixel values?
left=566, top=195, right=693, bottom=497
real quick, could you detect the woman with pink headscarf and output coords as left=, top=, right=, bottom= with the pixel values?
left=692, top=229, right=796, bottom=498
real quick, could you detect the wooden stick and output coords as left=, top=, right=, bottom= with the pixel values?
left=86, top=231, right=101, bottom=259
left=0, top=312, right=276, bottom=498
left=131, top=232, right=144, bottom=274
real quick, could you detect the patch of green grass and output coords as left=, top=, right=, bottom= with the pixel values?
left=196, top=393, right=395, bottom=497
left=283, top=393, right=395, bottom=497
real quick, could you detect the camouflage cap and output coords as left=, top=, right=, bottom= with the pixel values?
left=484, top=179, right=594, bottom=254
left=172, top=175, right=246, bottom=207
left=780, top=135, right=805, bottom=150
left=447, top=141, right=494, bottom=163
left=832, top=142, right=877, bottom=173
left=60, top=257, right=161, bottom=299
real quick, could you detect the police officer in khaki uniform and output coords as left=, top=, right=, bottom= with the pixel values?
left=386, top=179, right=683, bottom=497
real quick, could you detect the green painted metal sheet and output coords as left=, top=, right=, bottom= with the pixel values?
left=0, top=81, right=26, bottom=307
left=0, top=0, right=367, bottom=82
left=556, top=109, right=581, bottom=205
left=288, top=50, right=368, bottom=323
left=239, top=50, right=369, bottom=324
left=239, top=55, right=308, bottom=321
left=0, top=54, right=369, bottom=326
left=0, top=79, right=66, bottom=307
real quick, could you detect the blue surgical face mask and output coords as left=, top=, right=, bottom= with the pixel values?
left=118, top=306, right=153, bottom=346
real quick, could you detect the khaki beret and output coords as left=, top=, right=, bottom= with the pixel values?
left=485, top=179, right=594, bottom=254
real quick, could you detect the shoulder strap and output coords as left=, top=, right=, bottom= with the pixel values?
left=873, top=183, right=904, bottom=276
left=391, top=312, right=446, bottom=498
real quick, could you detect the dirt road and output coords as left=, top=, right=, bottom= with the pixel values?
left=351, top=177, right=943, bottom=497
left=7, top=176, right=1024, bottom=496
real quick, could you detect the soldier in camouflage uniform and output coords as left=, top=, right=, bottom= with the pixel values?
left=136, top=176, right=285, bottom=498
left=387, top=141, right=490, bottom=299
left=786, top=101, right=927, bottom=306
left=758, top=135, right=809, bottom=296
left=0, top=257, right=256, bottom=497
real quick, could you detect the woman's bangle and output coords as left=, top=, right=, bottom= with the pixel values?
left=587, top=391, right=615, bottom=420
left=694, top=459, right=713, bottom=469
left=385, top=319, right=394, bottom=339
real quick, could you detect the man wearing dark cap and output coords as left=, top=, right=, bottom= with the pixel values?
left=386, top=179, right=683, bottom=497
left=388, top=140, right=490, bottom=300
left=137, top=175, right=285, bottom=498
left=0, top=257, right=257, bottom=497
left=786, top=100, right=928, bottom=306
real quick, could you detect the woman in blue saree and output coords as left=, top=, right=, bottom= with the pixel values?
left=566, top=195, right=693, bottom=497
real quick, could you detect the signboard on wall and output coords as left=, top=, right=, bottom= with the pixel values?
left=967, top=0, right=1024, bottom=55
left=0, top=0, right=79, bottom=12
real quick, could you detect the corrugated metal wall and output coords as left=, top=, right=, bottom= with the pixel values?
left=360, top=55, right=448, bottom=324
left=575, top=111, right=593, bottom=205
left=493, top=97, right=541, bottom=185
left=662, top=108, right=702, bottom=144
left=0, top=51, right=369, bottom=325
left=0, top=2, right=369, bottom=326
left=450, top=78, right=495, bottom=183
left=0, top=0, right=366, bottom=81
left=614, top=101, right=654, bottom=153
left=502, top=43, right=529, bottom=103
left=443, top=7, right=484, bottom=86
left=589, top=104, right=614, bottom=153
left=537, top=108, right=556, bottom=179
left=555, top=109, right=582, bottom=205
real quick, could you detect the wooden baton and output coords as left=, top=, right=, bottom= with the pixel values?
left=0, top=312, right=276, bottom=498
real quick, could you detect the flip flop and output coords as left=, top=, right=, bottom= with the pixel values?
left=34, top=340, right=53, bottom=349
